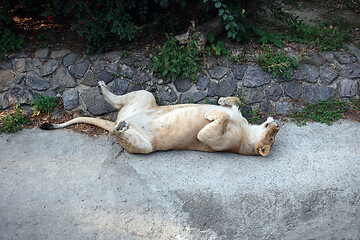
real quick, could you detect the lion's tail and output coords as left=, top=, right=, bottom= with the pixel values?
left=40, top=117, right=115, bottom=132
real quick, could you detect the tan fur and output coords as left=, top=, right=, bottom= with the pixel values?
left=42, top=81, right=280, bottom=156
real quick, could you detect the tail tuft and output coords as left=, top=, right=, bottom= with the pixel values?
left=40, top=123, right=55, bottom=130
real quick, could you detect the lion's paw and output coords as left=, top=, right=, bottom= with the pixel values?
left=98, top=81, right=106, bottom=87
left=116, top=121, right=130, bottom=132
left=218, top=97, right=241, bottom=107
left=204, top=111, right=218, bottom=121
left=218, top=97, right=227, bottom=106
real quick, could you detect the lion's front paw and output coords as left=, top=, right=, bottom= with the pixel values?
left=218, top=97, right=241, bottom=107
left=204, top=111, right=218, bottom=121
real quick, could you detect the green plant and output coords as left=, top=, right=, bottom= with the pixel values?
left=258, top=45, right=299, bottom=80
left=205, top=0, right=251, bottom=42
left=152, top=34, right=204, bottom=81
left=206, top=32, right=230, bottom=56
left=0, top=6, right=25, bottom=60
left=204, top=97, right=212, bottom=104
left=247, top=109, right=261, bottom=123
left=253, top=26, right=284, bottom=47
left=31, top=94, right=59, bottom=115
left=0, top=104, right=30, bottom=134
left=67, top=0, right=137, bottom=54
left=228, top=54, right=247, bottom=64
left=349, top=98, right=360, bottom=112
left=269, top=2, right=349, bottom=51
left=36, top=33, right=53, bottom=48
left=289, top=98, right=349, bottom=126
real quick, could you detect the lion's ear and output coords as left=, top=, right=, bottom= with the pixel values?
left=258, top=144, right=271, bottom=156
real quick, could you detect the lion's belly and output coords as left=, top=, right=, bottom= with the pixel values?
left=125, top=104, right=222, bottom=152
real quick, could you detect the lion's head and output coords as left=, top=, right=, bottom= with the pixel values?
left=256, top=117, right=280, bottom=156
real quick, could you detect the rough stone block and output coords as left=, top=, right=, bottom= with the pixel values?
left=231, top=65, right=247, bottom=80
left=25, top=71, right=50, bottom=91
left=304, top=85, right=335, bottom=103
left=338, top=79, right=358, bottom=97
left=265, top=83, right=283, bottom=102
left=296, top=64, right=319, bottom=83
left=62, top=90, right=79, bottom=111
left=319, top=65, right=338, bottom=85
left=81, top=87, right=114, bottom=115
left=196, top=74, right=210, bottom=91
left=40, top=59, right=59, bottom=76
left=208, top=75, right=237, bottom=97
left=174, top=77, right=193, bottom=92
left=0, top=70, right=15, bottom=92
left=243, top=65, right=271, bottom=87
left=342, top=64, right=360, bottom=79
left=50, top=67, right=77, bottom=93
left=180, top=91, right=207, bottom=103
left=283, top=81, right=303, bottom=100
left=71, top=60, right=90, bottom=78
left=208, top=66, right=228, bottom=80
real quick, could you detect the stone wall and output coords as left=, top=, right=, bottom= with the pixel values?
left=0, top=45, right=359, bottom=116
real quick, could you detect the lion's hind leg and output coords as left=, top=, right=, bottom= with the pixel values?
left=197, top=110, right=231, bottom=151
left=113, top=121, right=154, bottom=154
left=98, top=81, right=157, bottom=110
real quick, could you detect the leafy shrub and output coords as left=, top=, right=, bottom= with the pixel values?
left=0, top=104, right=30, bottom=134
left=258, top=45, right=299, bottom=80
left=205, top=0, right=251, bottom=42
left=31, top=94, right=59, bottom=115
left=253, top=26, right=284, bottom=47
left=67, top=0, right=137, bottom=54
left=269, top=2, right=349, bottom=51
left=152, top=35, right=204, bottom=81
left=0, top=6, right=25, bottom=59
left=206, top=32, right=230, bottom=56
left=289, top=98, right=349, bottom=126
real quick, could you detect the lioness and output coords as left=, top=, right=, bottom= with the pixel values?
left=41, top=81, right=279, bottom=156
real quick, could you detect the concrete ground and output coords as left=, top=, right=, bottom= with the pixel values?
left=1, top=120, right=359, bottom=240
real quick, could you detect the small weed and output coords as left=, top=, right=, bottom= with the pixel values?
left=289, top=98, right=349, bottom=126
left=31, top=94, right=59, bottom=115
left=228, top=54, right=247, bottom=64
left=36, top=33, right=53, bottom=48
left=269, top=2, right=349, bottom=51
left=206, top=32, right=230, bottom=56
left=258, top=45, right=299, bottom=80
left=235, top=88, right=245, bottom=108
left=253, top=26, right=284, bottom=47
left=152, top=34, right=204, bottom=81
left=349, top=98, right=360, bottom=112
left=204, top=97, right=212, bottom=104
left=291, top=20, right=350, bottom=52
left=247, top=109, right=261, bottom=123
left=0, top=104, right=30, bottom=134
left=122, top=49, right=131, bottom=58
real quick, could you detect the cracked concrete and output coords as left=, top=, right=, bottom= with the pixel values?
left=1, top=120, right=360, bottom=239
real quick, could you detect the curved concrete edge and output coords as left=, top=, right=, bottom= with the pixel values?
left=0, top=120, right=359, bottom=239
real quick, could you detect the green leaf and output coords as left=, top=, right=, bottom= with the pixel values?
left=219, top=9, right=224, bottom=16
left=208, top=32, right=215, bottom=44
left=239, top=24, right=245, bottom=34
left=215, top=2, right=221, bottom=8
